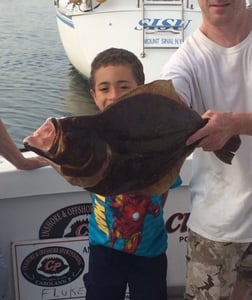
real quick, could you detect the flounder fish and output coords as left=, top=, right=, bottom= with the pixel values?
left=23, top=80, right=241, bottom=196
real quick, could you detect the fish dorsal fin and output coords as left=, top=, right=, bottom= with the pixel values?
left=117, top=80, right=183, bottom=105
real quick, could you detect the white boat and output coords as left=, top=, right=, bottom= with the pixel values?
left=54, top=0, right=202, bottom=83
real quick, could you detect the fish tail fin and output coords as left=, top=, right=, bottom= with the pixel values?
left=214, top=135, right=241, bottom=164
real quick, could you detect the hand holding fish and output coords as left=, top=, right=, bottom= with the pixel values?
left=186, top=110, right=241, bottom=152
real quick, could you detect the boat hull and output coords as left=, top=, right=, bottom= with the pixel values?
left=55, top=0, right=202, bottom=82
left=0, top=152, right=192, bottom=299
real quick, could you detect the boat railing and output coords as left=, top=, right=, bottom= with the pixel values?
left=55, top=0, right=199, bottom=16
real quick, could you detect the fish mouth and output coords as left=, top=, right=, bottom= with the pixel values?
left=42, top=117, right=71, bottom=163
left=48, top=117, right=61, bottom=155
left=23, top=117, right=59, bottom=159
left=50, top=117, right=58, bottom=132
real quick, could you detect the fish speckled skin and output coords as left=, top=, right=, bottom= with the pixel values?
left=23, top=80, right=241, bottom=196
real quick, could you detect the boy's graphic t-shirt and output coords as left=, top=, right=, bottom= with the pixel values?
left=89, top=193, right=167, bottom=257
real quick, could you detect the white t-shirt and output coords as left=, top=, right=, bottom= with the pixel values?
left=161, top=28, right=252, bottom=242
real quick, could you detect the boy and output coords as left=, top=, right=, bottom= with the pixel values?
left=84, top=47, right=181, bottom=300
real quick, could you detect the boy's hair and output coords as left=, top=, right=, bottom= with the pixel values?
left=89, top=48, right=145, bottom=89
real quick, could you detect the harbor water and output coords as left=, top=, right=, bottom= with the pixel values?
left=0, top=0, right=97, bottom=149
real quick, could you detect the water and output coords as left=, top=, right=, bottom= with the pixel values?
left=0, top=0, right=97, bottom=149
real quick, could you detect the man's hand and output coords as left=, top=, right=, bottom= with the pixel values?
left=186, top=110, right=236, bottom=151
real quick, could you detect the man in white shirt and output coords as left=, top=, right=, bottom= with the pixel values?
left=161, top=0, right=252, bottom=299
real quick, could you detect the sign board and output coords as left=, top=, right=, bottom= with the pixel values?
left=12, top=237, right=130, bottom=300
left=12, top=237, right=89, bottom=300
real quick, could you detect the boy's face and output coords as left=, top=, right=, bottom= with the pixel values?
left=90, top=65, right=139, bottom=111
